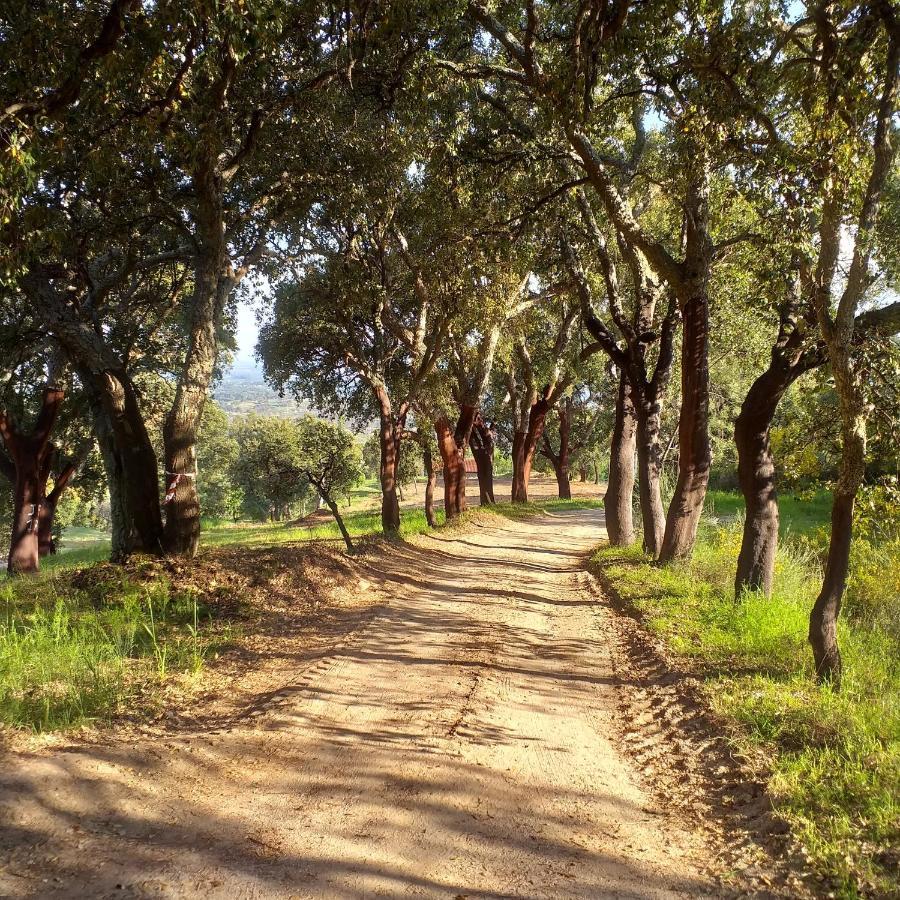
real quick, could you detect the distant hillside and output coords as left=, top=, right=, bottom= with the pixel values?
left=214, top=362, right=310, bottom=419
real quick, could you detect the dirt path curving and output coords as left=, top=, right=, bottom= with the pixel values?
left=0, top=509, right=770, bottom=898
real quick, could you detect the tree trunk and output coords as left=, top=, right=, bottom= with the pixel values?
left=435, top=416, right=463, bottom=520
left=633, top=387, right=666, bottom=558
left=88, top=393, right=131, bottom=561
left=554, top=463, right=571, bottom=499
left=541, top=438, right=568, bottom=500
left=511, top=429, right=528, bottom=503
left=321, top=492, right=353, bottom=551
left=734, top=361, right=798, bottom=597
left=453, top=404, right=477, bottom=514
left=162, top=404, right=202, bottom=557
left=37, top=463, right=75, bottom=557
left=472, top=446, right=495, bottom=504
left=605, top=371, right=636, bottom=547
left=579, top=467, right=587, bottom=483
left=809, top=490, right=854, bottom=687
left=514, top=397, right=550, bottom=504
left=37, top=494, right=57, bottom=557
left=422, top=444, right=437, bottom=528
left=556, top=399, right=572, bottom=500
left=89, top=370, right=164, bottom=557
left=23, top=286, right=164, bottom=560
left=163, top=242, right=231, bottom=557
left=658, top=174, right=712, bottom=564
left=470, top=416, right=495, bottom=505
left=7, top=459, right=41, bottom=574
left=160, top=146, right=235, bottom=556
left=522, top=398, right=550, bottom=499
left=809, top=364, right=866, bottom=687
left=376, top=393, right=401, bottom=533
left=1, top=387, right=65, bottom=575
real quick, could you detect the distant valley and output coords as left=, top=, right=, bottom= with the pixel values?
left=214, top=361, right=310, bottom=418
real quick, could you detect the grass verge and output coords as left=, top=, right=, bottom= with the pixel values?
left=592, top=493, right=899, bottom=898
left=0, top=568, right=222, bottom=732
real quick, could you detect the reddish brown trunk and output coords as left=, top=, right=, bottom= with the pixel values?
left=514, top=398, right=550, bottom=503
left=554, top=464, right=571, bottom=499
left=453, top=404, right=477, bottom=514
left=1, top=388, right=65, bottom=575
left=435, top=416, right=463, bottom=519
left=605, top=372, right=636, bottom=547
left=543, top=399, right=572, bottom=500
left=7, top=460, right=42, bottom=574
left=37, top=463, right=75, bottom=557
left=511, top=430, right=528, bottom=503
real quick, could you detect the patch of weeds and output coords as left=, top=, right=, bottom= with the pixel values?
left=0, top=572, right=222, bottom=732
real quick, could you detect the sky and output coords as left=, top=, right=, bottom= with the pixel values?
left=232, top=299, right=262, bottom=374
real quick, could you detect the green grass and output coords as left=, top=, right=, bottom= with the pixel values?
left=0, top=573, right=219, bottom=731
left=592, top=493, right=899, bottom=897
left=200, top=505, right=444, bottom=549
left=705, top=488, right=834, bottom=536
left=49, top=494, right=603, bottom=562
left=45, top=477, right=427, bottom=566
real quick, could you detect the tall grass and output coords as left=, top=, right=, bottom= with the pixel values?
left=592, top=497, right=900, bottom=897
left=0, top=576, right=216, bottom=731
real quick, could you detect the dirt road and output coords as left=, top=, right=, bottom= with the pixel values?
left=1, top=509, right=736, bottom=898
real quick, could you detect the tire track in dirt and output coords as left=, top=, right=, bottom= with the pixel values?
left=578, top=566, right=811, bottom=898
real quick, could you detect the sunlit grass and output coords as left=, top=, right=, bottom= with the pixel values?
left=592, top=496, right=900, bottom=897
left=484, top=496, right=604, bottom=521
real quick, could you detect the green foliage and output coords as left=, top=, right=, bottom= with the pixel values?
left=361, top=432, right=381, bottom=479
left=227, top=413, right=365, bottom=524
left=229, top=414, right=313, bottom=521
left=295, top=415, right=364, bottom=505
left=196, top=401, right=243, bottom=522
left=593, top=495, right=900, bottom=897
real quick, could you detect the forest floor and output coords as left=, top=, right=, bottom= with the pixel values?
left=0, top=503, right=801, bottom=899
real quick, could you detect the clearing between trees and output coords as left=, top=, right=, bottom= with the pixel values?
left=0, top=507, right=801, bottom=899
